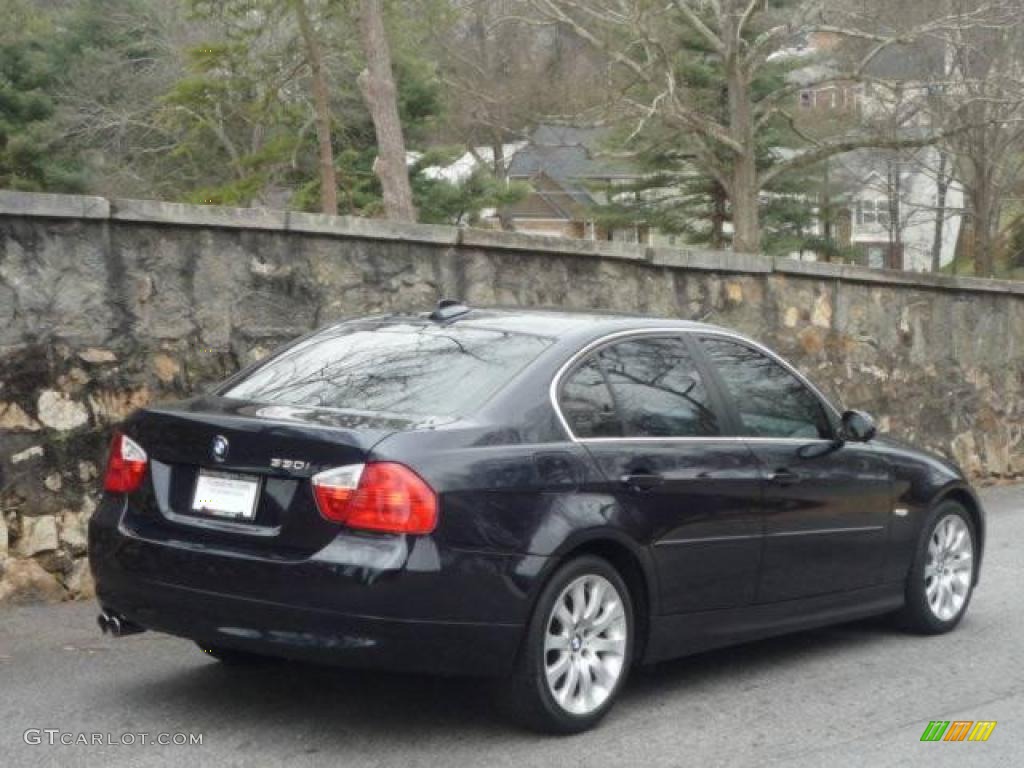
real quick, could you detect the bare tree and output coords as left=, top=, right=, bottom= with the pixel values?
left=438, top=1, right=606, bottom=228
left=931, top=150, right=952, bottom=272
left=440, top=2, right=604, bottom=166
left=521, top=0, right=992, bottom=253
left=292, top=0, right=338, bottom=215
left=934, top=4, right=1024, bottom=276
left=53, top=1, right=191, bottom=199
left=358, top=0, right=417, bottom=221
left=817, top=0, right=1024, bottom=275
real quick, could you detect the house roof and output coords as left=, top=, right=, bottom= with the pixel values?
left=505, top=171, right=590, bottom=220
left=507, top=125, right=638, bottom=183
left=506, top=124, right=639, bottom=215
left=786, top=31, right=947, bottom=84
left=828, top=145, right=941, bottom=196
left=864, top=38, right=946, bottom=81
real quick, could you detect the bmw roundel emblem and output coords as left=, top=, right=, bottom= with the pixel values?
left=211, top=435, right=229, bottom=462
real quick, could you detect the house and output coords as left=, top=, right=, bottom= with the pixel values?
left=784, top=35, right=963, bottom=270
left=417, top=128, right=653, bottom=241
left=500, top=125, right=652, bottom=242
left=831, top=146, right=964, bottom=271
left=419, top=142, right=526, bottom=184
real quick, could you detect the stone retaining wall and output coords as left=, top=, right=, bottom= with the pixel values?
left=2, top=190, right=1022, bottom=602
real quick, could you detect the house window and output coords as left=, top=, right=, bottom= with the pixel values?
left=800, top=90, right=813, bottom=108
left=857, top=199, right=891, bottom=228
left=867, top=247, right=886, bottom=269
left=610, top=227, right=639, bottom=244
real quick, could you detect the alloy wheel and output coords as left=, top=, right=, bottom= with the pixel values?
left=925, top=514, right=974, bottom=622
left=543, top=574, right=628, bottom=716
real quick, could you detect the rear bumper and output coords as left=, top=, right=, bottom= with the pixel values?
left=90, top=495, right=543, bottom=676
left=95, top=576, right=522, bottom=675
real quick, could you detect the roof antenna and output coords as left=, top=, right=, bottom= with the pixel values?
left=429, top=299, right=472, bottom=322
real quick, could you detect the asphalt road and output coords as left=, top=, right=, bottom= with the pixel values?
left=2, top=484, right=1022, bottom=768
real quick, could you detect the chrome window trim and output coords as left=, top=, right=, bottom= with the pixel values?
left=549, top=327, right=842, bottom=443
left=576, top=436, right=833, bottom=445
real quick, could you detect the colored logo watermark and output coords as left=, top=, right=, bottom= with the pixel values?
left=920, top=720, right=996, bottom=742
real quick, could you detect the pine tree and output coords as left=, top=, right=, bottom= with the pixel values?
left=0, top=1, right=84, bottom=192
left=589, top=1, right=837, bottom=256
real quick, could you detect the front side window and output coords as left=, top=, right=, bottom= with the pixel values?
left=223, top=322, right=552, bottom=419
left=701, top=338, right=833, bottom=440
left=598, top=337, right=719, bottom=438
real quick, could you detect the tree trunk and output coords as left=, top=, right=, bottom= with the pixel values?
left=886, top=161, right=902, bottom=269
left=357, top=0, right=417, bottom=222
left=725, top=50, right=760, bottom=253
left=821, top=158, right=833, bottom=262
left=492, top=133, right=515, bottom=231
left=973, top=183, right=996, bottom=277
left=292, top=0, right=337, bottom=216
left=730, top=172, right=760, bottom=254
left=710, top=182, right=728, bottom=250
left=931, top=152, right=949, bottom=273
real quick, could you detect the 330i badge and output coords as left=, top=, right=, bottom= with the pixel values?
left=90, top=302, right=985, bottom=733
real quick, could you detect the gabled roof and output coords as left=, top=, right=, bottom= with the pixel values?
left=507, top=124, right=638, bottom=182
left=828, top=145, right=940, bottom=196
left=505, top=171, right=590, bottom=220
left=865, top=38, right=946, bottom=81
left=785, top=31, right=947, bottom=84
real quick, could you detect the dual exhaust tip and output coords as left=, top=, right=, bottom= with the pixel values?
left=97, top=610, right=145, bottom=638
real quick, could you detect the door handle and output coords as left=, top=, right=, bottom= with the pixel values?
left=621, top=472, right=665, bottom=491
left=769, top=469, right=802, bottom=486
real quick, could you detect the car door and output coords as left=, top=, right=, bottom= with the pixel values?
left=557, top=333, right=763, bottom=614
left=695, top=335, right=893, bottom=603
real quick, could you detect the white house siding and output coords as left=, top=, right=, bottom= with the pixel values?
left=845, top=148, right=964, bottom=272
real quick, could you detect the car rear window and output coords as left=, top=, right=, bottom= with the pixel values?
left=221, top=322, right=553, bottom=419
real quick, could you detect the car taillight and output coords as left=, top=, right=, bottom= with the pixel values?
left=312, top=462, right=437, bottom=534
left=103, top=431, right=148, bottom=493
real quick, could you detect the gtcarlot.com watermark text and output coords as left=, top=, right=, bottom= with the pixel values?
left=24, top=729, right=203, bottom=747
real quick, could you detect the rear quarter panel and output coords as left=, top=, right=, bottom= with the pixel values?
left=370, top=424, right=661, bottom=601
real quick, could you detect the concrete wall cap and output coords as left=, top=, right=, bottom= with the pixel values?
left=459, top=227, right=646, bottom=261
left=286, top=211, right=458, bottom=245
left=109, top=198, right=287, bottom=230
left=0, top=191, right=1022, bottom=296
left=0, top=190, right=110, bottom=220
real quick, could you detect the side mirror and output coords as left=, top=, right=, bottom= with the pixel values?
left=840, top=410, right=877, bottom=443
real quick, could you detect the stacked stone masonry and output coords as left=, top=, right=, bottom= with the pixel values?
left=1, top=190, right=1022, bottom=601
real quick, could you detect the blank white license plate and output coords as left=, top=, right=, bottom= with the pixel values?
left=192, top=470, right=260, bottom=521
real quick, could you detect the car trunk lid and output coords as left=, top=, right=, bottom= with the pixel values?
left=120, top=395, right=432, bottom=557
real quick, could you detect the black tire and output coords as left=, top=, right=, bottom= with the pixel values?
left=196, top=642, right=282, bottom=666
left=897, top=500, right=977, bottom=635
left=500, top=555, right=634, bottom=734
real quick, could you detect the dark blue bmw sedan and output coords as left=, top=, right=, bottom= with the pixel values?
left=90, top=303, right=984, bottom=732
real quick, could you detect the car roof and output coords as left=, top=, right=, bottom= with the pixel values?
left=369, top=307, right=733, bottom=345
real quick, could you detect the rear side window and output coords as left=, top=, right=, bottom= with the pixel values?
left=598, top=337, right=719, bottom=438
left=700, top=337, right=833, bottom=439
left=223, top=323, right=552, bottom=419
left=560, top=358, right=622, bottom=438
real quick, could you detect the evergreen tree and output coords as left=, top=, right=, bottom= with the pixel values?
left=589, top=3, right=838, bottom=256
left=0, top=1, right=84, bottom=191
